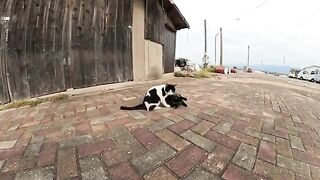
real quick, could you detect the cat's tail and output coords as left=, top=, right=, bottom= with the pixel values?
left=120, top=103, right=146, bottom=110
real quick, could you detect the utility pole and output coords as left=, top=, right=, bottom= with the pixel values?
left=219, top=28, right=223, bottom=66
left=247, top=45, right=250, bottom=67
left=203, top=20, right=208, bottom=68
left=214, top=33, right=219, bottom=66
left=283, top=56, right=286, bottom=65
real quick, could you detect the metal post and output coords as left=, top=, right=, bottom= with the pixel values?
left=203, top=20, right=208, bottom=68
left=214, top=33, right=219, bottom=66
left=247, top=45, right=250, bottom=67
left=219, top=28, right=223, bottom=66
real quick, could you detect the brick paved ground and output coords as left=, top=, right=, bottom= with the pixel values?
left=0, top=74, right=320, bottom=180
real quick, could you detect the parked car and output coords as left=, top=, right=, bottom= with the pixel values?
left=288, top=69, right=301, bottom=78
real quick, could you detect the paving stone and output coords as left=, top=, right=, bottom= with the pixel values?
left=38, top=142, right=58, bottom=167
left=0, top=146, right=26, bottom=160
left=131, top=143, right=176, bottom=175
left=78, top=138, right=116, bottom=158
left=191, top=120, right=215, bottom=135
left=291, top=115, right=302, bottom=123
left=196, top=112, right=220, bottom=124
left=107, top=117, right=136, bottom=129
left=292, top=149, right=320, bottom=167
left=166, top=145, right=206, bottom=177
left=232, top=120, right=249, bottom=132
left=0, top=140, right=17, bottom=150
left=15, top=167, right=54, bottom=180
left=253, top=159, right=294, bottom=180
left=232, top=143, right=257, bottom=171
left=59, top=135, right=94, bottom=149
left=15, top=131, right=33, bottom=147
left=181, top=130, right=216, bottom=152
left=213, top=121, right=233, bottom=135
left=299, top=132, right=314, bottom=146
left=277, top=154, right=310, bottom=176
left=263, top=127, right=288, bottom=139
left=276, top=137, right=293, bottom=157
left=184, top=167, right=221, bottom=180
left=80, top=156, right=109, bottom=180
left=295, top=173, right=312, bottom=180
left=144, top=167, right=177, bottom=180
left=289, top=135, right=305, bottom=151
left=168, top=120, right=195, bottom=134
left=110, top=126, right=136, bottom=146
left=310, top=166, right=320, bottom=179
left=2, top=156, right=37, bottom=172
left=178, top=113, right=201, bottom=123
left=25, top=143, right=42, bottom=156
left=205, top=130, right=240, bottom=151
left=0, top=160, right=4, bottom=169
left=102, top=142, right=146, bottom=166
left=109, top=162, right=141, bottom=180
left=222, top=164, right=263, bottom=180
left=75, top=121, right=93, bottom=136
left=90, top=115, right=117, bottom=125
left=249, top=119, right=263, bottom=131
left=127, top=111, right=147, bottom=120
left=7, top=124, right=20, bottom=131
left=57, top=148, right=78, bottom=179
left=202, top=145, right=234, bottom=175
left=246, top=128, right=275, bottom=143
left=131, top=127, right=163, bottom=150
left=257, top=141, right=276, bottom=164
left=156, top=129, right=190, bottom=151
left=148, top=119, right=175, bottom=132
left=228, top=130, right=259, bottom=146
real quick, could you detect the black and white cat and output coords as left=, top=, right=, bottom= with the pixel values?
left=120, top=84, right=176, bottom=111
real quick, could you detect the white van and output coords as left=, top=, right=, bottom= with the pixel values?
left=315, top=70, right=320, bottom=83
left=298, top=70, right=316, bottom=82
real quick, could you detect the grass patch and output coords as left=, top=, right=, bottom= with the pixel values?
left=0, top=94, right=69, bottom=111
left=205, top=67, right=216, bottom=73
left=193, top=69, right=210, bottom=78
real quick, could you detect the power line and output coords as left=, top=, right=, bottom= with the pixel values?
left=243, top=0, right=270, bottom=15
left=297, top=9, right=320, bottom=26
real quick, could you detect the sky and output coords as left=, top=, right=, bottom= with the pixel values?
left=174, top=0, right=320, bottom=68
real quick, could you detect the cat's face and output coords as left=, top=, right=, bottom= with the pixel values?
left=165, top=84, right=176, bottom=95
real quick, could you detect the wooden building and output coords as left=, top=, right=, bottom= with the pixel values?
left=0, top=0, right=189, bottom=104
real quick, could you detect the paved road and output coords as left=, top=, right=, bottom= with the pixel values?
left=0, top=74, right=319, bottom=179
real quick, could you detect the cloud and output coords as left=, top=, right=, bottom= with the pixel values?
left=174, top=0, right=320, bottom=68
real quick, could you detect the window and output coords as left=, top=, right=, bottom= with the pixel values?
left=311, top=71, right=315, bottom=75
left=303, top=71, right=307, bottom=74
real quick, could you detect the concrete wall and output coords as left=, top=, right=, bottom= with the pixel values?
left=132, top=0, right=146, bottom=81
left=145, top=40, right=164, bottom=80
left=133, top=0, right=172, bottom=81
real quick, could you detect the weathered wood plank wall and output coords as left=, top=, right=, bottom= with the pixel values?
left=0, top=0, right=133, bottom=102
left=145, top=0, right=177, bottom=74
left=163, top=26, right=176, bottom=73
left=0, top=0, right=11, bottom=104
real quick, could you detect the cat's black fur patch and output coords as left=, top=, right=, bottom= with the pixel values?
left=162, top=88, right=166, bottom=96
left=144, top=89, right=160, bottom=104
left=165, top=93, right=188, bottom=109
